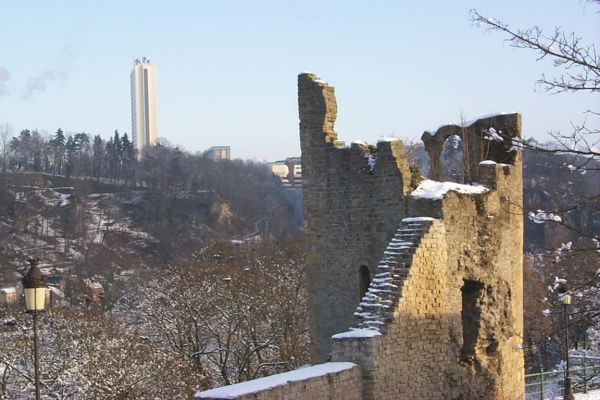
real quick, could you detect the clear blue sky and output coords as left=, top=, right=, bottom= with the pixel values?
left=0, top=1, right=598, bottom=161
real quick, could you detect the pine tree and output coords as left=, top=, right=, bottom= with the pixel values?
left=65, top=136, right=76, bottom=178
left=51, top=128, right=66, bottom=174
left=92, top=135, right=104, bottom=179
left=120, top=132, right=135, bottom=183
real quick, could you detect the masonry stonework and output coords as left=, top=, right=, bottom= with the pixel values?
left=196, top=363, right=363, bottom=400
left=196, top=73, right=524, bottom=400
left=299, top=73, right=412, bottom=362
left=303, top=72, right=524, bottom=399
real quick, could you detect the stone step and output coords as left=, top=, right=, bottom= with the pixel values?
left=386, top=245, right=414, bottom=252
left=352, top=217, right=435, bottom=335
left=388, top=254, right=413, bottom=262
left=366, top=288, right=395, bottom=295
left=396, top=228, right=428, bottom=234
left=392, top=237, right=420, bottom=245
left=373, top=282, right=398, bottom=289
left=372, top=277, right=393, bottom=284
left=359, top=305, right=390, bottom=313
left=393, top=233, right=421, bottom=239
left=403, top=221, right=431, bottom=226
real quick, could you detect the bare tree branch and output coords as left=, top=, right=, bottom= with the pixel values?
left=471, top=9, right=600, bottom=93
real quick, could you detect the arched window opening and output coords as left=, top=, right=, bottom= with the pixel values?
left=359, top=265, right=371, bottom=301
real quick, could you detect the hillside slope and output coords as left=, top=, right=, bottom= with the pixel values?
left=0, top=167, right=301, bottom=286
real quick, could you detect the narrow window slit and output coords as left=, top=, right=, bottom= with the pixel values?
left=359, top=265, right=371, bottom=301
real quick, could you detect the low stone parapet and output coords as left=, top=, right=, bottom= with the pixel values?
left=195, top=362, right=362, bottom=400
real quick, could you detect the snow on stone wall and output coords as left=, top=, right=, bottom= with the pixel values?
left=195, top=362, right=362, bottom=400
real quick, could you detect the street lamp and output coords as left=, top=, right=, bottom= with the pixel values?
left=22, top=258, right=47, bottom=400
left=558, top=284, right=574, bottom=400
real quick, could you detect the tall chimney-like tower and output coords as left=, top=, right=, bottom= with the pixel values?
left=130, top=58, right=157, bottom=158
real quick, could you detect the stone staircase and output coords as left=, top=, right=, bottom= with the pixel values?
left=353, top=217, right=435, bottom=334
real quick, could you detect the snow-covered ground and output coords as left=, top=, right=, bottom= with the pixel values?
left=0, top=185, right=159, bottom=279
left=576, top=391, right=600, bottom=399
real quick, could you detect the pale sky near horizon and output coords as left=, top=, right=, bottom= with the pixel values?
left=0, top=1, right=598, bottom=161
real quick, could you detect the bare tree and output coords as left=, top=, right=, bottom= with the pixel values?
left=471, top=5, right=600, bottom=238
left=130, top=241, right=309, bottom=389
left=0, top=305, right=204, bottom=399
left=471, top=6, right=599, bottom=160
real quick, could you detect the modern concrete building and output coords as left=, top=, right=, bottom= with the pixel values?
left=130, top=57, right=157, bottom=158
left=203, top=146, right=231, bottom=161
left=268, top=157, right=302, bottom=189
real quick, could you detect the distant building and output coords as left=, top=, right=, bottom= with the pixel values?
left=131, top=57, right=158, bottom=158
left=204, top=146, right=231, bottom=161
left=270, top=162, right=289, bottom=181
left=0, top=287, right=17, bottom=305
left=285, top=157, right=302, bottom=187
left=268, top=157, right=302, bottom=189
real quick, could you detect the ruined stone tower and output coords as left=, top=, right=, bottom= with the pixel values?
left=300, top=73, right=524, bottom=399
left=196, top=73, right=525, bottom=400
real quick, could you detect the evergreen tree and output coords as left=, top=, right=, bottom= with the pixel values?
left=51, top=128, right=66, bottom=174
left=120, top=132, right=135, bottom=183
left=121, top=133, right=134, bottom=164
left=30, top=130, right=44, bottom=172
left=105, top=136, right=117, bottom=180
left=73, top=132, right=91, bottom=176
left=65, top=136, right=76, bottom=178
left=113, top=130, right=122, bottom=161
left=92, top=135, right=105, bottom=178
left=9, top=130, right=32, bottom=171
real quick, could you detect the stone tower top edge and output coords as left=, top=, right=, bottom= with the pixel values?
left=422, top=112, right=521, bottom=137
left=298, top=73, right=411, bottom=152
left=298, top=73, right=339, bottom=147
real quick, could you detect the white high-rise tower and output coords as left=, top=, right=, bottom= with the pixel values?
left=130, top=57, right=157, bottom=157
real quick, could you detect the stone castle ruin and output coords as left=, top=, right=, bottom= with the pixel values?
left=196, top=73, right=524, bottom=399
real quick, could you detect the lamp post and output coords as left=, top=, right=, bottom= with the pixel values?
left=558, top=284, right=574, bottom=400
left=22, top=258, right=47, bottom=400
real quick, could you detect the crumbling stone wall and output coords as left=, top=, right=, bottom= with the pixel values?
left=301, top=74, right=524, bottom=399
left=427, top=160, right=524, bottom=400
left=421, top=114, right=519, bottom=182
left=299, top=73, right=412, bottom=362
left=196, top=363, right=363, bottom=400
left=328, top=162, right=524, bottom=399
